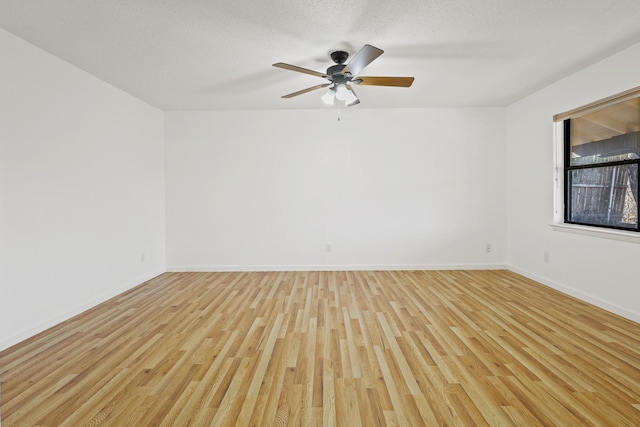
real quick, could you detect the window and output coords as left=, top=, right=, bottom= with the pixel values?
left=555, top=88, right=640, bottom=232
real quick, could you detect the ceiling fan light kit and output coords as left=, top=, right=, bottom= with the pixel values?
left=321, top=87, right=336, bottom=105
left=273, top=44, right=414, bottom=107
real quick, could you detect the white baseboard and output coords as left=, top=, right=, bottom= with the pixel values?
left=508, top=266, right=640, bottom=324
left=0, top=268, right=166, bottom=352
left=166, top=263, right=508, bottom=272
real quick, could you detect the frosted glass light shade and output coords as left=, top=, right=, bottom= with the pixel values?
left=321, top=88, right=336, bottom=105
left=335, top=84, right=349, bottom=101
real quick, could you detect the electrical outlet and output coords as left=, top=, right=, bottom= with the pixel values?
left=485, top=244, right=492, bottom=253
left=325, top=244, right=332, bottom=253
left=543, top=252, right=550, bottom=263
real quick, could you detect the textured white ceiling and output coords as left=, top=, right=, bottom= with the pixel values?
left=1, top=0, right=640, bottom=110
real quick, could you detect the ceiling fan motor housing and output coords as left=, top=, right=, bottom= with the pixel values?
left=328, top=51, right=350, bottom=80
left=327, top=64, right=347, bottom=77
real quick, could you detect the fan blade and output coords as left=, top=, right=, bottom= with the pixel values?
left=273, top=62, right=327, bottom=78
left=281, top=83, right=331, bottom=98
left=355, top=76, right=415, bottom=87
left=342, top=44, right=383, bottom=76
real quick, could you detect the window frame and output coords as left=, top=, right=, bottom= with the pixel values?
left=554, top=86, right=640, bottom=233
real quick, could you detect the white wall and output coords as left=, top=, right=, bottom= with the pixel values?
left=165, top=108, right=506, bottom=270
left=0, top=29, right=166, bottom=350
left=506, top=41, right=640, bottom=322
left=6, top=21, right=637, bottom=352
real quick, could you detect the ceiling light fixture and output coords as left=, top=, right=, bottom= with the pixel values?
left=335, top=83, right=350, bottom=101
left=321, top=87, right=336, bottom=105
left=322, top=83, right=359, bottom=106
left=343, top=85, right=359, bottom=105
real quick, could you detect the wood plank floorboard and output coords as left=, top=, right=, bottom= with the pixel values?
left=1, top=270, right=640, bottom=426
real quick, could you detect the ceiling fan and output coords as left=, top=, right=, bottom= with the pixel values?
left=273, top=44, right=414, bottom=107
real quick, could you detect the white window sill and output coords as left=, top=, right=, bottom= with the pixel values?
left=550, top=223, right=640, bottom=244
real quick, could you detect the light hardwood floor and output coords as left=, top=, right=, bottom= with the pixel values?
left=1, top=270, right=639, bottom=426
